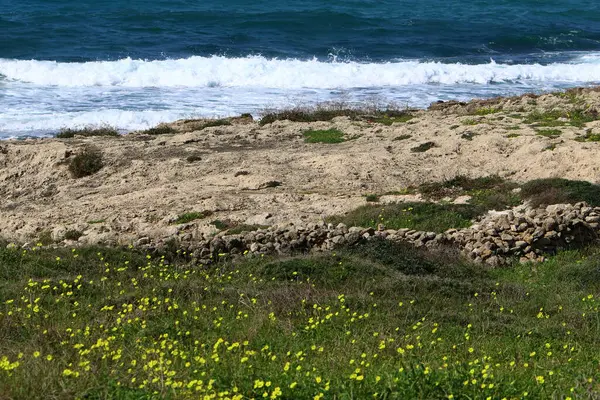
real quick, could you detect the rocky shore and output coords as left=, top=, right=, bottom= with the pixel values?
left=1, top=87, right=600, bottom=264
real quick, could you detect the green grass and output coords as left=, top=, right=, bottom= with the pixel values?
left=520, top=178, right=600, bottom=208
left=365, top=194, right=380, bottom=203
left=303, top=128, right=345, bottom=144
left=506, top=133, right=521, bottom=138
left=327, top=202, right=478, bottom=232
left=259, top=104, right=412, bottom=126
left=200, top=119, right=232, bottom=129
left=524, top=110, right=598, bottom=128
left=56, top=126, right=119, bottom=139
left=472, top=107, right=501, bottom=116
left=506, top=125, right=521, bottom=130
left=536, top=129, right=562, bottom=139
left=173, top=211, right=212, bottom=224
left=1, top=242, right=599, bottom=399
left=410, top=141, right=435, bottom=153
left=369, top=113, right=413, bottom=126
left=575, top=132, right=600, bottom=142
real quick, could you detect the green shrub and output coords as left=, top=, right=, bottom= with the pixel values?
left=574, top=132, right=600, bottom=142
left=140, top=125, right=178, bottom=135
left=393, top=134, right=412, bottom=141
left=226, top=224, right=269, bottom=235
left=327, top=202, right=479, bottom=232
left=473, top=107, right=500, bottom=116
left=365, top=194, right=380, bottom=202
left=200, top=119, right=232, bottom=129
left=68, top=147, right=104, bottom=178
left=56, top=126, right=119, bottom=138
left=520, top=178, right=600, bottom=207
left=64, top=230, right=83, bottom=241
left=303, top=128, right=345, bottom=144
left=174, top=211, right=212, bottom=224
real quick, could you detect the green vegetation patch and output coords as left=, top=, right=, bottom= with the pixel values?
left=460, top=131, right=478, bottom=141
left=303, top=128, right=345, bottom=144
left=140, top=125, right=178, bottom=135
left=2, top=241, right=599, bottom=399
left=369, top=112, right=413, bottom=126
left=56, top=126, right=119, bottom=139
left=536, top=129, right=562, bottom=139
left=524, top=109, right=598, bottom=128
left=462, top=118, right=480, bottom=126
left=520, top=178, right=600, bottom=208
left=199, top=119, right=232, bottom=129
left=365, top=194, right=380, bottom=203
left=174, top=210, right=213, bottom=224
left=393, top=134, right=412, bottom=141
left=575, top=132, right=600, bottom=142
left=259, top=104, right=412, bottom=126
left=473, top=106, right=501, bottom=116
left=327, top=202, right=478, bottom=232
left=68, top=146, right=104, bottom=178
left=506, top=133, right=521, bottom=138
left=410, top=141, right=435, bottom=153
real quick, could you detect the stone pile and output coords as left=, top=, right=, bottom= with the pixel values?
left=142, top=202, right=600, bottom=266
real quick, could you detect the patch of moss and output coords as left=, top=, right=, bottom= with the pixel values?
left=574, top=132, right=600, bottom=142
left=303, top=128, right=345, bottom=144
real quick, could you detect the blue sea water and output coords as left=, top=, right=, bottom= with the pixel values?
left=1, top=0, right=600, bottom=137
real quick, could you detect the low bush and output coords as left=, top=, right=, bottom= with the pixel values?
left=68, top=147, right=104, bottom=178
left=410, top=141, right=435, bottom=152
left=520, top=178, right=600, bottom=207
left=56, top=126, right=119, bottom=139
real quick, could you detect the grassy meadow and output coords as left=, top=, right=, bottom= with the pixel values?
left=1, top=239, right=599, bottom=399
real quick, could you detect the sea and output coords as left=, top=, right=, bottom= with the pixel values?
left=1, top=0, right=600, bottom=138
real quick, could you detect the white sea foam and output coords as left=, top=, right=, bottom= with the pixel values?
left=1, top=55, right=600, bottom=89
left=1, top=54, right=600, bottom=138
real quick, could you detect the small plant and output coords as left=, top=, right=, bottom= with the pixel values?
left=370, top=113, right=413, bottom=126
left=542, top=144, right=557, bottom=152
left=56, top=126, right=119, bottom=138
left=87, top=219, right=105, bottom=224
left=69, top=147, right=104, bottom=178
left=506, top=125, right=521, bottom=130
left=365, top=194, right=380, bottom=202
left=411, top=141, right=435, bottom=153
left=462, top=118, right=479, bottom=126
left=473, top=107, right=500, bottom=116
left=140, top=125, right=178, bottom=135
left=200, top=119, right=232, bottom=129
left=174, top=211, right=212, bottom=224
left=210, top=220, right=231, bottom=230
left=64, top=230, right=83, bottom=241
left=393, top=134, right=412, bottom=141
left=303, top=128, right=345, bottom=144
left=506, top=133, right=521, bottom=138
left=449, top=125, right=460, bottom=130
left=536, top=129, right=562, bottom=139
left=575, top=132, right=600, bottom=142
left=37, top=230, right=53, bottom=245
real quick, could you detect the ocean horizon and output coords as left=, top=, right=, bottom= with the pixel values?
left=1, top=0, right=600, bottom=138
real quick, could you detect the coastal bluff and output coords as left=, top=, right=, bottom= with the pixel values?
left=1, top=88, right=600, bottom=264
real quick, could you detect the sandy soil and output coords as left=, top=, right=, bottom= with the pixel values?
left=1, top=88, right=600, bottom=245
